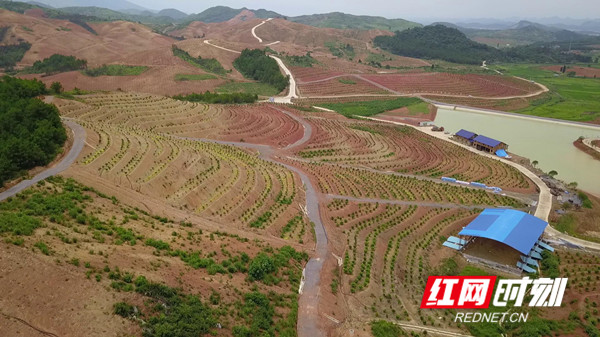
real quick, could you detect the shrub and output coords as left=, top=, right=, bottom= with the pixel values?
left=248, top=253, right=276, bottom=281
left=113, top=302, right=135, bottom=318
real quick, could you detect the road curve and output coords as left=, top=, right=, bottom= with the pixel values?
left=0, top=120, right=86, bottom=202
left=165, top=108, right=327, bottom=337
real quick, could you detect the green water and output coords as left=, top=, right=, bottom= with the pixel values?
left=434, top=108, right=600, bottom=195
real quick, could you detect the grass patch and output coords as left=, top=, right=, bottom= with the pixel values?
left=216, top=81, right=281, bottom=96
left=350, top=125, right=380, bottom=134
left=319, top=97, right=423, bottom=118
left=406, top=101, right=430, bottom=115
left=172, top=46, right=227, bottom=75
left=371, top=320, right=406, bottom=337
left=283, top=53, right=317, bottom=67
left=82, top=64, right=148, bottom=77
left=173, top=91, right=257, bottom=104
left=338, top=78, right=356, bottom=85
left=174, top=73, right=217, bottom=81
left=495, top=64, right=600, bottom=122
left=554, top=213, right=576, bottom=235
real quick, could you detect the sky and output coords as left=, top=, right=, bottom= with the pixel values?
left=129, top=0, right=599, bottom=20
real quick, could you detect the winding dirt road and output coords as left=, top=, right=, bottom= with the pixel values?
left=0, top=120, right=86, bottom=202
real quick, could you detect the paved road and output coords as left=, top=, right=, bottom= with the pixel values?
left=204, top=24, right=298, bottom=104
left=168, top=107, right=327, bottom=337
left=251, top=18, right=272, bottom=43
left=0, top=120, right=86, bottom=202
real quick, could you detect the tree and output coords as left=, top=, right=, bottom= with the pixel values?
left=532, top=160, right=538, bottom=168
left=248, top=253, right=276, bottom=281
left=50, top=81, right=63, bottom=94
left=548, top=170, right=558, bottom=177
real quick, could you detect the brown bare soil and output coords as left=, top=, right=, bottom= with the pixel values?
left=542, top=65, right=600, bottom=78
left=0, top=242, right=139, bottom=337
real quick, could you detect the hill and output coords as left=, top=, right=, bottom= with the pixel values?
left=27, top=0, right=147, bottom=11
left=185, top=6, right=281, bottom=24
left=374, top=25, right=501, bottom=64
left=467, top=21, right=590, bottom=46
left=374, top=25, right=593, bottom=64
left=158, top=8, right=187, bottom=20
left=290, top=12, right=421, bottom=32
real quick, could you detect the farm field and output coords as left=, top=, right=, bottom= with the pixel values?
left=290, top=159, right=526, bottom=208
left=3, top=4, right=595, bottom=336
left=324, top=200, right=479, bottom=329
left=494, top=64, right=600, bottom=123
left=295, top=116, right=536, bottom=193
left=56, top=92, right=304, bottom=147
left=54, top=95, right=308, bottom=242
left=359, top=73, right=542, bottom=97
left=297, top=75, right=390, bottom=96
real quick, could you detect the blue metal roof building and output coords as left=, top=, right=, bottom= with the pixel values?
left=455, top=129, right=477, bottom=140
left=472, top=135, right=502, bottom=148
left=458, top=209, right=548, bottom=255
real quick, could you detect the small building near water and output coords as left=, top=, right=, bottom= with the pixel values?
left=472, top=135, right=508, bottom=153
left=455, top=129, right=477, bottom=143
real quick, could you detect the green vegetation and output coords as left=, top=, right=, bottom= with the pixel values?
left=216, top=82, right=281, bottom=96
left=283, top=53, right=317, bottom=67
left=184, top=6, right=279, bottom=24
left=325, top=42, right=355, bottom=59
left=579, top=191, right=593, bottom=209
left=0, top=26, right=8, bottom=41
left=22, top=54, right=87, bottom=75
left=374, top=25, right=592, bottom=65
left=0, top=1, right=98, bottom=34
left=371, top=320, right=407, bottom=337
left=0, top=42, right=31, bottom=69
left=290, top=12, right=420, bottom=32
left=319, top=97, right=423, bottom=118
left=113, top=302, right=136, bottom=318
left=338, top=78, right=356, bottom=85
left=491, top=64, right=600, bottom=122
left=540, top=250, right=560, bottom=278
left=174, top=73, right=218, bottom=81
left=350, top=125, right=381, bottom=134
left=34, top=241, right=50, bottom=255
left=172, top=91, right=257, bottom=104
left=0, top=76, right=66, bottom=185
left=82, top=64, right=148, bottom=77
left=172, top=46, right=227, bottom=75
left=233, top=49, right=288, bottom=92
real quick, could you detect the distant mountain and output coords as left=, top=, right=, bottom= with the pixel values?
left=56, top=6, right=173, bottom=24
left=290, top=12, right=421, bottom=32
left=27, top=1, right=52, bottom=8
left=158, top=8, right=187, bottom=21
left=471, top=21, right=589, bottom=46
left=30, top=0, right=148, bottom=11
left=184, top=6, right=281, bottom=24
left=436, top=20, right=591, bottom=46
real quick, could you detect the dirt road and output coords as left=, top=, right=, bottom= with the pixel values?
left=0, top=120, right=86, bottom=202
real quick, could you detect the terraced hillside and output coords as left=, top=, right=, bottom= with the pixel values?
left=295, top=115, right=536, bottom=193
left=325, top=200, right=479, bottom=328
left=54, top=95, right=308, bottom=241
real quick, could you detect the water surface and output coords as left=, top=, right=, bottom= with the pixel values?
left=434, top=108, right=600, bottom=195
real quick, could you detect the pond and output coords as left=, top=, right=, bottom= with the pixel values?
left=434, top=107, right=600, bottom=195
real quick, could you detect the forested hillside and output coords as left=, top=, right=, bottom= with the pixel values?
left=374, top=25, right=592, bottom=64
left=0, top=77, right=66, bottom=185
left=234, top=49, right=288, bottom=92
